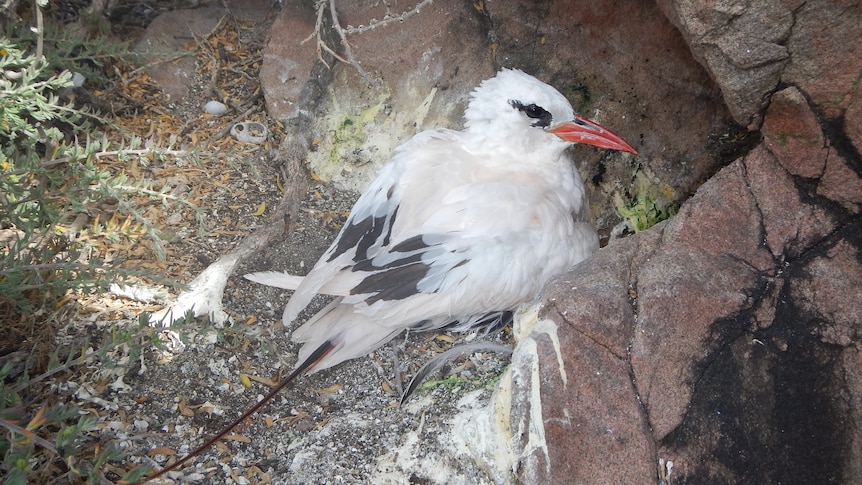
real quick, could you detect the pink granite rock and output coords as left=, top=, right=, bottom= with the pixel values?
left=657, top=0, right=862, bottom=130
left=259, top=2, right=319, bottom=120
left=761, top=86, right=828, bottom=179
left=745, top=145, right=838, bottom=258
left=527, top=148, right=860, bottom=483
left=132, top=6, right=226, bottom=101
left=517, top=11, right=861, bottom=472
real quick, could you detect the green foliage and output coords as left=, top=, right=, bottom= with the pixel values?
left=2, top=42, right=91, bottom=303
left=0, top=39, right=123, bottom=311
left=614, top=170, right=679, bottom=233
left=0, top=330, right=157, bottom=484
left=0, top=7, right=199, bottom=483
left=1, top=0, right=138, bottom=88
left=0, top=40, right=201, bottom=312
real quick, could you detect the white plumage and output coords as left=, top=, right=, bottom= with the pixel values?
left=246, top=68, right=636, bottom=372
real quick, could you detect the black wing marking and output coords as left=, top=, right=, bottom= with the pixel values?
left=389, top=234, right=428, bottom=253
left=347, top=234, right=472, bottom=305
left=327, top=206, right=399, bottom=263
left=350, top=261, right=431, bottom=304
left=349, top=234, right=434, bottom=305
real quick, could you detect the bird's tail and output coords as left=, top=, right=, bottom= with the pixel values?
left=292, top=301, right=401, bottom=373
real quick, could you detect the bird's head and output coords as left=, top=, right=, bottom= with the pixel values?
left=464, top=68, right=637, bottom=155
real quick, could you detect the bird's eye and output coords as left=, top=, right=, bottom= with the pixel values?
left=523, top=104, right=545, bottom=119
left=509, top=100, right=553, bottom=128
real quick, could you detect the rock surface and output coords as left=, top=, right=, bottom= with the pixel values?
left=505, top=0, right=861, bottom=482
left=524, top=142, right=859, bottom=482
left=657, top=0, right=862, bottom=130
left=132, top=1, right=272, bottom=101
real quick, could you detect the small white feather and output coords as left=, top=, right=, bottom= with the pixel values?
left=243, top=271, right=304, bottom=290
left=244, top=271, right=354, bottom=297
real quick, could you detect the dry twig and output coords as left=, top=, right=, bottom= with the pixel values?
left=301, top=0, right=435, bottom=87
left=344, top=0, right=433, bottom=35
left=326, top=0, right=379, bottom=87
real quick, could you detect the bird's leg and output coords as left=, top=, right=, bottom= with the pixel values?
left=391, top=349, right=404, bottom=396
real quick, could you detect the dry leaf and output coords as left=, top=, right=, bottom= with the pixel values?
left=224, top=434, right=251, bottom=443
left=247, top=374, right=279, bottom=387
left=178, top=400, right=194, bottom=417
left=435, top=334, right=456, bottom=343
left=315, top=384, right=343, bottom=395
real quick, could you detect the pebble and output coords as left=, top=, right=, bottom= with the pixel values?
left=204, top=100, right=229, bottom=116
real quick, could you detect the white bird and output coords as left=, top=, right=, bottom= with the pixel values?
left=246, top=68, right=636, bottom=373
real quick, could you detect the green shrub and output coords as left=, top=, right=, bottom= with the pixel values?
left=0, top=8, right=195, bottom=481
left=0, top=39, right=199, bottom=312
left=1, top=40, right=113, bottom=308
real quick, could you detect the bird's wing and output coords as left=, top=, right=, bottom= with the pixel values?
left=280, top=130, right=473, bottom=324
left=245, top=132, right=426, bottom=321
left=288, top=128, right=591, bottom=321
left=278, top=134, right=417, bottom=323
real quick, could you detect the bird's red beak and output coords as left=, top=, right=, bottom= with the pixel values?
left=549, top=115, right=638, bottom=154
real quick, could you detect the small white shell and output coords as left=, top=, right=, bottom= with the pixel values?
left=230, top=121, right=268, bottom=144
left=204, top=100, right=229, bottom=116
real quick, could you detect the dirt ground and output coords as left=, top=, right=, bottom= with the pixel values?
left=42, top=5, right=512, bottom=484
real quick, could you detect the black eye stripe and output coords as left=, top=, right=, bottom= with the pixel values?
left=509, top=100, right=553, bottom=128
